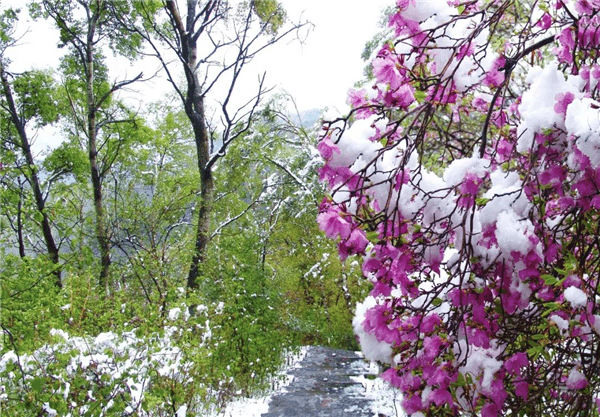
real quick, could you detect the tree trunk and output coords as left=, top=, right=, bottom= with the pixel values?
left=85, top=15, right=111, bottom=293
left=1, top=64, right=62, bottom=288
left=165, top=0, right=214, bottom=291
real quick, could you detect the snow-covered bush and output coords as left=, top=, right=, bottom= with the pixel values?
left=0, top=303, right=221, bottom=416
left=318, top=1, right=600, bottom=416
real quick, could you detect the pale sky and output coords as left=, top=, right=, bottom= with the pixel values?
left=4, top=0, right=389, bottom=105
left=2, top=0, right=391, bottom=150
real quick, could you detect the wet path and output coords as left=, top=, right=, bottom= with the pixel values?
left=261, top=346, right=378, bottom=417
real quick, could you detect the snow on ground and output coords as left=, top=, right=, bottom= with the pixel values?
left=211, top=347, right=308, bottom=417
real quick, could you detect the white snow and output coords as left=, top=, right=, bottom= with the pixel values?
left=564, top=286, right=587, bottom=309
left=495, top=210, right=537, bottom=256
left=517, top=63, right=577, bottom=152
left=550, top=314, right=569, bottom=333
left=565, top=98, right=600, bottom=168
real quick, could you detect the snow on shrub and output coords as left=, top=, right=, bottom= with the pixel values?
left=0, top=305, right=216, bottom=416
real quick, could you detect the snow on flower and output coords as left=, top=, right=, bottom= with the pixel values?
left=566, top=367, right=588, bottom=390
left=564, top=286, right=587, bottom=309
left=353, top=296, right=393, bottom=364
left=517, top=63, right=580, bottom=152
left=565, top=98, right=600, bottom=168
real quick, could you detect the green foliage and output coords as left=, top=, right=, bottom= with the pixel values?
left=11, top=70, right=60, bottom=127
left=251, top=0, right=287, bottom=35
left=2, top=4, right=364, bottom=412
left=1, top=254, right=64, bottom=352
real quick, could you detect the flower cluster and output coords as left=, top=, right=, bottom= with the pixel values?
left=318, top=1, right=600, bottom=416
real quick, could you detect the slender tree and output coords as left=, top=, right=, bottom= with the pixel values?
left=129, top=0, right=308, bottom=291
left=31, top=0, right=145, bottom=293
left=0, top=10, right=62, bottom=287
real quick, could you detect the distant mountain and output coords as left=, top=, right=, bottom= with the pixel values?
left=290, top=108, right=322, bottom=129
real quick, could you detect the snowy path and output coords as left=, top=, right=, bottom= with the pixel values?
left=261, top=346, right=375, bottom=416
left=219, top=346, right=404, bottom=417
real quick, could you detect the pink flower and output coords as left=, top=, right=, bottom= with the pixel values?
left=505, top=352, right=528, bottom=376
left=398, top=373, right=423, bottom=391
left=381, top=368, right=403, bottom=387
left=421, top=313, right=442, bottom=333
left=488, top=378, right=508, bottom=406
left=373, top=55, right=403, bottom=89
left=317, top=209, right=351, bottom=240
left=430, top=388, right=453, bottom=407
left=317, top=136, right=340, bottom=161
left=460, top=172, right=484, bottom=196
left=401, top=392, right=423, bottom=414
left=469, top=327, right=490, bottom=348
left=484, top=56, right=506, bottom=87
left=515, top=380, right=529, bottom=400
left=554, top=91, right=575, bottom=114
left=566, top=368, right=588, bottom=390
left=318, top=165, right=353, bottom=188
left=423, top=335, right=443, bottom=359
left=537, top=12, right=552, bottom=29
left=427, top=83, right=457, bottom=104
left=539, top=164, right=566, bottom=186
left=575, top=0, right=594, bottom=14
left=481, top=402, right=499, bottom=417
left=338, top=228, right=369, bottom=260
left=394, top=168, right=410, bottom=191
left=383, top=84, right=415, bottom=109
left=347, top=88, right=374, bottom=119
left=457, top=41, right=475, bottom=60
left=472, top=97, right=489, bottom=112
left=555, top=28, right=575, bottom=64
left=423, top=364, right=455, bottom=387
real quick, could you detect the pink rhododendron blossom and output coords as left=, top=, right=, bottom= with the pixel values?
left=566, top=368, right=588, bottom=390
left=505, top=352, right=528, bottom=376
left=383, top=84, right=415, bottom=109
left=401, top=393, right=423, bottom=414
left=317, top=208, right=351, bottom=240
left=431, top=388, right=453, bottom=406
left=484, top=56, right=506, bottom=87
left=515, top=380, right=529, bottom=400
left=481, top=402, right=500, bottom=417
left=338, top=228, right=369, bottom=260
left=317, top=136, right=340, bottom=161
left=373, top=55, right=403, bottom=89
left=554, top=91, right=575, bottom=114
left=575, top=0, right=594, bottom=15
left=537, top=12, right=552, bottom=29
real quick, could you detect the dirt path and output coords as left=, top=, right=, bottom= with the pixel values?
left=261, top=346, right=380, bottom=417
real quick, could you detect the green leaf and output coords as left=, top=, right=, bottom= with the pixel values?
left=366, top=231, right=379, bottom=243
left=31, top=377, right=45, bottom=393
left=414, top=90, right=427, bottom=102
left=432, top=298, right=443, bottom=307
left=475, top=197, right=490, bottom=207
left=33, top=211, right=44, bottom=223
left=541, top=274, right=558, bottom=286
left=527, top=345, right=542, bottom=359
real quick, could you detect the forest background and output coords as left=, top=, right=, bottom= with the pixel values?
left=0, top=1, right=390, bottom=415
